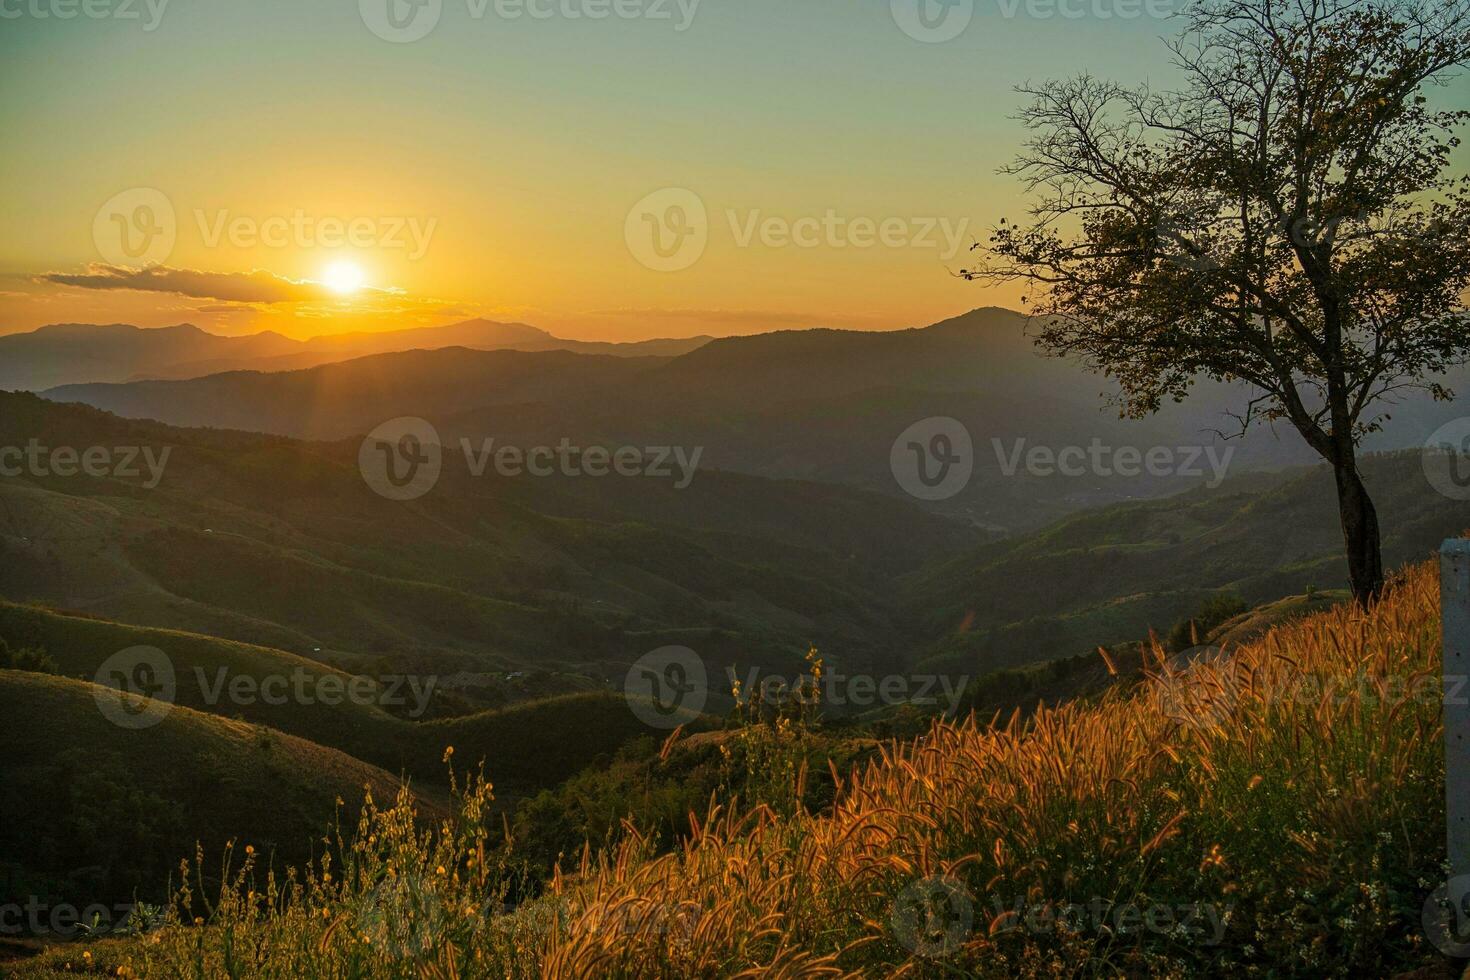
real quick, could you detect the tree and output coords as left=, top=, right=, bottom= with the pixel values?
left=967, top=0, right=1470, bottom=605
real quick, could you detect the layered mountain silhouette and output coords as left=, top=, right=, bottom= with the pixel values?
left=0, top=318, right=712, bottom=391
left=38, top=307, right=1469, bottom=531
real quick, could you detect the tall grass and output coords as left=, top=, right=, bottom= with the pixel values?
left=30, top=562, right=1451, bottom=978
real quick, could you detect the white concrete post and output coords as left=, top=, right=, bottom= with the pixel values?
left=1443, top=539, right=1470, bottom=882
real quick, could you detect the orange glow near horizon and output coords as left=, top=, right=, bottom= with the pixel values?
left=1, top=2, right=1461, bottom=344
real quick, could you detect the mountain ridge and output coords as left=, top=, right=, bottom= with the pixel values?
left=0, top=317, right=715, bottom=391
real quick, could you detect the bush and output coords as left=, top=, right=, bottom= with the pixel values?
left=0, top=635, right=58, bottom=674
left=1166, top=593, right=1249, bottom=651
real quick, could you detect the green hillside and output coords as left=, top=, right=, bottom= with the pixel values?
left=905, top=450, right=1469, bottom=675
left=0, top=670, right=425, bottom=910
left=0, top=391, right=968, bottom=700
left=0, top=602, right=710, bottom=798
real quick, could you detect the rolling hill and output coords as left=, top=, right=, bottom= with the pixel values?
left=4, top=387, right=1466, bottom=706
left=0, top=669, right=429, bottom=908
left=44, top=347, right=664, bottom=443
left=903, top=449, right=1470, bottom=674
left=0, top=390, right=970, bottom=699
left=0, top=604, right=710, bottom=799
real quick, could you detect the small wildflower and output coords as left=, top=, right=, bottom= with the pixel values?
left=1200, top=843, right=1227, bottom=872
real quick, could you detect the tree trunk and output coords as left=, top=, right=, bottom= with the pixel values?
left=1332, top=458, right=1385, bottom=606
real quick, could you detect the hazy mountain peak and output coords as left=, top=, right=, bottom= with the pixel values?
left=22, top=321, right=201, bottom=339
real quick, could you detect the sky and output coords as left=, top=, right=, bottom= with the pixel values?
left=2, top=0, right=1466, bottom=342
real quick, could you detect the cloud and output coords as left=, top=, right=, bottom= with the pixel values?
left=39, top=265, right=341, bottom=304
left=195, top=303, right=257, bottom=314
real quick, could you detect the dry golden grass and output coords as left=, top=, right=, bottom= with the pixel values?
left=528, top=561, right=1446, bottom=977
left=16, top=561, right=1452, bottom=978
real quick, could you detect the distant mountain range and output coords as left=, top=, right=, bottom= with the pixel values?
left=38, top=307, right=1470, bottom=532
left=1, top=389, right=1459, bottom=755
left=0, top=318, right=713, bottom=391
left=0, top=390, right=962, bottom=689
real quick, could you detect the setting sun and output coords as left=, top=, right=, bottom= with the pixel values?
left=322, top=260, right=365, bottom=295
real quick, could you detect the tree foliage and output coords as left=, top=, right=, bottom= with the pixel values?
left=969, top=0, right=1470, bottom=601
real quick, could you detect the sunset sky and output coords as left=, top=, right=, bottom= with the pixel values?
left=3, top=0, right=1467, bottom=342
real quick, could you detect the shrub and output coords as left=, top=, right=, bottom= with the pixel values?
left=0, top=635, right=59, bottom=674
left=1166, top=593, right=1250, bottom=651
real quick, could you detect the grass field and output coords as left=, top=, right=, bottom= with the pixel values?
left=7, top=556, right=1455, bottom=977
